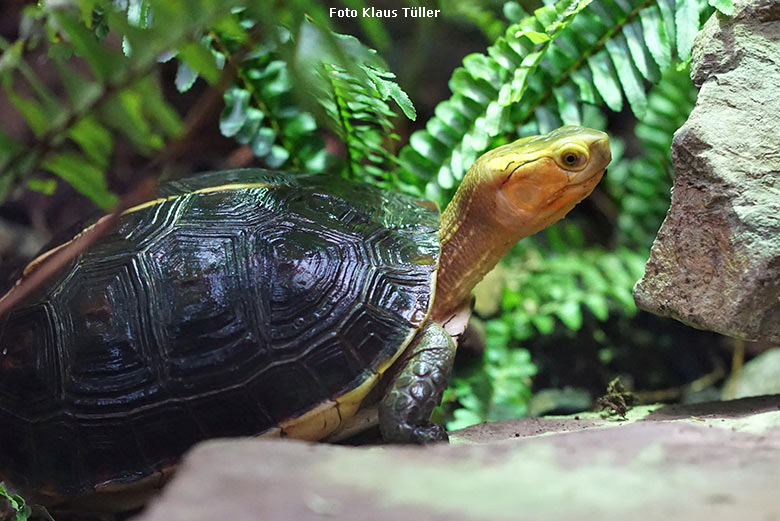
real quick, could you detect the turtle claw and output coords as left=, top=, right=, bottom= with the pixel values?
left=412, top=423, right=449, bottom=444
left=384, top=422, right=449, bottom=445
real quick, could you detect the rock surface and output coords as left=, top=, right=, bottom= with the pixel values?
left=133, top=395, right=780, bottom=521
left=726, top=347, right=780, bottom=398
left=633, top=0, right=780, bottom=342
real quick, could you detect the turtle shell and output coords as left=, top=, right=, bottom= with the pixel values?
left=0, top=169, right=440, bottom=502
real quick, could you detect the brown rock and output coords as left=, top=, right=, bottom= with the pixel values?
left=132, top=396, right=780, bottom=521
left=634, top=0, right=780, bottom=342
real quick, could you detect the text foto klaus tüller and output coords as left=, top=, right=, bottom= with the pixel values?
left=329, top=7, right=440, bottom=19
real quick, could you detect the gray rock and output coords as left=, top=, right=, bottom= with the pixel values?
left=726, top=347, right=780, bottom=398
left=132, top=396, right=780, bottom=521
left=634, top=0, right=780, bottom=342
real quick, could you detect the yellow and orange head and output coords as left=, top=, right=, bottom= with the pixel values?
left=470, top=126, right=611, bottom=235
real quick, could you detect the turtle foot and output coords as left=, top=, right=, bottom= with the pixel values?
left=378, top=321, right=456, bottom=445
left=411, top=423, right=449, bottom=444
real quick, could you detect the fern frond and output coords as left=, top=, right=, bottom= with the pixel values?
left=444, top=337, right=537, bottom=430
left=512, top=0, right=707, bottom=128
left=318, top=63, right=399, bottom=183
left=605, top=65, right=697, bottom=248
left=445, top=241, right=647, bottom=428
left=206, top=16, right=416, bottom=181
left=291, top=19, right=416, bottom=185
left=396, top=0, right=594, bottom=202
left=399, top=0, right=727, bottom=207
left=503, top=241, right=646, bottom=326
left=211, top=24, right=330, bottom=172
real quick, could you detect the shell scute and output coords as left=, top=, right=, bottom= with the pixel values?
left=58, top=259, right=156, bottom=405
left=186, top=386, right=274, bottom=439
left=0, top=304, right=60, bottom=417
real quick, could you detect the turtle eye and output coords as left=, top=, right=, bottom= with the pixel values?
left=556, top=147, right=588, bottom=170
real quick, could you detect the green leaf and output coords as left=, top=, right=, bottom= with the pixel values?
left=397, top=0, right=593, bottom=202
left=606, top=36, right=648, bottom=118
left=250, top=127, right=275, bottom=157
left=522, top=31, right=551, bottom=44
left=656, top=0, right=677, bottom=53
left=623, top=20, right=659, bottom=82
left=102, top=88, right=163, bottom=151
left=639, top=6, right=672, bottom=70
left=234, top=108, right=264, bottom=145
left=4, top=66, right=67, bottom=137
left=221, top=87, right=250, bottom=136
left=708, top=0, right=734, bottom=16
left=4, top=90, right=49, bottom=137
left=0, top=483, right=32, bottom=521
left=588, top=51, right=623, bottom=112
left=675, top=0, right=701, bottom=61
left=0, top=39, right=23, bottom=74
left=54, top=12, right=120, bottom=81
left=295, top=18, right=385, bottom=80
left=212, top=12, right=250, bottom=42
left=56, top=61, right=102, bottom=112
left=339, top=0, right=391, bottom=50
left=531, top=314, right=555, bottom=334
left=43, top=152, right=117, bottom=208
left=27, top=177, right=58, bottom=195
left=133, top=75, right=183, bottom=138
left=570, top=69, right=598, bottom=104
left=503, top=66, right=531, bottom=105
left=362, top=66, right=417, bottom=120
left=583, top=293, right=609, bottom=320
left=282, top=112, right=317, bottom=138
left=267, top=145, right=290, bottom=168
left=463, top=53, right=502, bottom=87
left=447, top=407, right=484, bottom=430
left=504, top=1, right=530, bottom=23
left=0, top=484, right=18, bottom=509
left=69, top=116, right=113, bottom=168
left=0, top=128, right=21, bottom=166
left=178, top=41, right=220, bottom=84
left=78, top=0, right=99, bottom=27
left=175, top=61, right=199, bottom=92
left=553, top=84, right=581, bottom=125
left=288, top=20, right=409, bottom=179
left=127, top=0, right=151, bottom=28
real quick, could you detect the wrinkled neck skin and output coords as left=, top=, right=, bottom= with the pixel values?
left=433, top=175, right=505, bottom=322
left=431, top=154, right=603, bottom=323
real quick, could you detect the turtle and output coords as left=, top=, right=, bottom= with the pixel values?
left=0, top=125, right=610, bottom=510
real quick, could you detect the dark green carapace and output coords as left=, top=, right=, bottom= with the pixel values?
left=0, top=169, right=440, bottom=501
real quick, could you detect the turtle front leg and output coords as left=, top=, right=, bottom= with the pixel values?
left=379, top=320, right=456, bottom=444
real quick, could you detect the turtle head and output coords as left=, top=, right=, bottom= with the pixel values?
left=433, top=126, right=611, bottom=321
left=477, top=125, right=611, bottom=235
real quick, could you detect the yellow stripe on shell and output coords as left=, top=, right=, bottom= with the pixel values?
left=256, top=263, right=438, bottom=441
left=14, top=183, right=276, bottom=284
left=253, top=311, right=433, bottom=441
left=121, top=182, right=276, bottom=215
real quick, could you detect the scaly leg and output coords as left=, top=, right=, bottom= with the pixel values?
left=379, top=320, right=456, bottom=444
